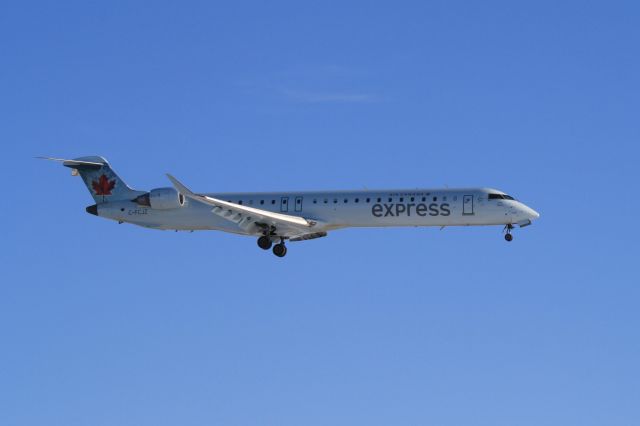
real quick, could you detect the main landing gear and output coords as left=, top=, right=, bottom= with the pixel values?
left=257, top=236, right=288, bottom=257
left=257, top=235, right=272, bottom=250
left=504, top=224, right=514, bottom=242
left=272, top=241, right=287, bottom=258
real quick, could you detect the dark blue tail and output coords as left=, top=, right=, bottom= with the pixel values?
left=68, top=156, right=145, bottom=203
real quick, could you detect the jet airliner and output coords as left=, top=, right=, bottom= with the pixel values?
left=42, top=156, right=540, bottom=257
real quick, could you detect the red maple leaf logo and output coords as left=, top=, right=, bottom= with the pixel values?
left=92, top=174, right=116, bottom=196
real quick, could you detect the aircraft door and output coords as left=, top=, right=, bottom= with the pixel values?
left=295, top=196, right=303, bottom=212
left=463, top=195, right=474, bottom=215
left=280, top=197, right=289, bottom=212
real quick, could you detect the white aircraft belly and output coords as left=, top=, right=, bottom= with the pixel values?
left=99, top=200, right=245, bottom=232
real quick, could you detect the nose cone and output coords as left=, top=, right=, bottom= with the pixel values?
left=525, top=205, right=540, bottom=220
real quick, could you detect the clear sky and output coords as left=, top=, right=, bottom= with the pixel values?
left=2, top=1, right=639, bottom=425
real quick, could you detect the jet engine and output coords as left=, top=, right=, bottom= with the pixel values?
left=133, top=188, right=185, bottom=210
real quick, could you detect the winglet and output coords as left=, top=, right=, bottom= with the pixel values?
left=166, top=174, right=195, bottom=197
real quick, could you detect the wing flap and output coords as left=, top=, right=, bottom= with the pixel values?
left=290, top=231, right=328, bottom=242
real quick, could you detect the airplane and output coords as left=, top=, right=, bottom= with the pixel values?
left=40, top=156, right=540, bottom=257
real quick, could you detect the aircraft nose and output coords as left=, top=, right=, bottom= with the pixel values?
left=526, top=206, right=540, bottom=220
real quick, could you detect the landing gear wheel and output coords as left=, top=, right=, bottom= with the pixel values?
left=257, top=236, right=272, bottom=250
left=503, top=224, right=514, bottom=242
left=273, top=243, right=287, bottom=257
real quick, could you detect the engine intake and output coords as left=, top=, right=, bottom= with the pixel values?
left=133, top=188, right=185, bottom=210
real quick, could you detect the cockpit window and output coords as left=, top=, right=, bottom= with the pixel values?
left=489, top=193, right=516, bottom=200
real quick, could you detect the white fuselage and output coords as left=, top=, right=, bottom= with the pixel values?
left=96, top=187, right=540, bottom=236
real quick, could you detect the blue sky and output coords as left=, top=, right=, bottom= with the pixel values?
left=2, top=1, right=639, bottom=425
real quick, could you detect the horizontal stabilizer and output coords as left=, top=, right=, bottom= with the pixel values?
left=36, top=156, right=105, bottom=169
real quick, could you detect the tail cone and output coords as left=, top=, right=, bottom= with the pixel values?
left=86, top=204, right=98, bottom=216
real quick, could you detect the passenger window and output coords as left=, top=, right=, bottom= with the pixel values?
left=271, top=200, right=275, bottom=204
left=324, top=199, right=328, bottom=204
left=399, top=197, right=404, bottom=202
left=421, top=197, right=426, bottom=202
left=239, top=200, right=243, bottom=205
left=296, top=199, right=301, bottom=204
left=366, top=198, right=370, bottom=203
left=344, top=198, right=348, bottom=203
left=333, top=199, right=338, bottom=204
left=433, top=197, right=437, bottom=202
left=388, top=197, right=392, bottom=202
left=260, top=200, right=264, bottom=205
left=377, top=198, right=381, bottom=202
left=313, top=199, right=317, bottom=204
left=355, top=198, right=359, bottom=203
left=410, top=197, right=415, bottom=202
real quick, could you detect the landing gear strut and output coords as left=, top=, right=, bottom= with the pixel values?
left=272, top=239, right=287, bottom=257
left=257, top=235, right=272, bottom=250
left=504, top=224, right=514, bottom=242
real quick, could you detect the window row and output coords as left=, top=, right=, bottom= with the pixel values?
left=311, top=195, right=452, bottom=204
left=228, top=195, right=456, bottom=205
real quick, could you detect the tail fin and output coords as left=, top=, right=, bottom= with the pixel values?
left=40, top=156, right=146, bottom=203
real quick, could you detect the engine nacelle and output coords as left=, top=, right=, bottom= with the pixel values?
left=133, top=187, right=185, bottom=210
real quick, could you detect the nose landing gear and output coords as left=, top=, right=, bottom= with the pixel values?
left=504, top=224, right=514, bottom=242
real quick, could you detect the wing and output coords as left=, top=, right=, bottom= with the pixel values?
left=166, top=174, right=322, bottom=238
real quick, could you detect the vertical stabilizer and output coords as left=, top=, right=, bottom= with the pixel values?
left=40, top=156, right=146, bottom=203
